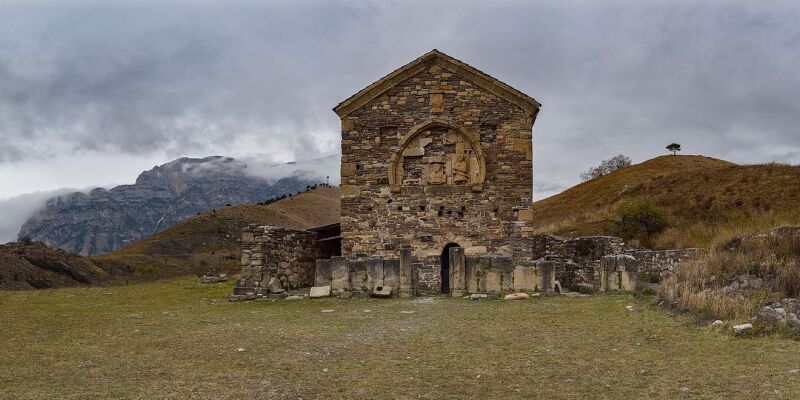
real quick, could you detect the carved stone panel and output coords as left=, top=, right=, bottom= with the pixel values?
left=389, top=121, right=486, bottom=192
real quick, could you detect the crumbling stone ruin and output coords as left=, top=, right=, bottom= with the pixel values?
left=233, top=50, right=702, bottom=300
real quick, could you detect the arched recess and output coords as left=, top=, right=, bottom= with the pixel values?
left=388, top=118, right=486, bottom=193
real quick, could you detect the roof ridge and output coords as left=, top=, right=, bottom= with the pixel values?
left=333, top=49, right=540, bottom=118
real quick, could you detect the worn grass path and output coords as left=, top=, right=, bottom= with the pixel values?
left=1, top=278, right=799, bottom=399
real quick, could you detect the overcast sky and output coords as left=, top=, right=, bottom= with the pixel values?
left=1, top=0, right=799, bottom=203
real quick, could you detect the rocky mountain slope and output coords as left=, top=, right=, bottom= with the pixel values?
left=531, top=155, right=800, bottom=248
left=2, top=186, right=340, bottom=290
left=18, top=156, right=326, bottom=255
left=93, top=185, right=340, bottom=278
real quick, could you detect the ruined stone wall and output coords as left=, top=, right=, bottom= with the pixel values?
left=315, top=253, right=547, bottom=296
left=235, top=225, right=318, bottom=295
left=625, top=248, right=703, bottom=282
left=339, top=63, right=535, bottom=265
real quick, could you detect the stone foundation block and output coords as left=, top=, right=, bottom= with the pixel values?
left=315, top=259, right=332, bottom=287
left=513, top=266, right=537, bottom=292
left=330, top=257, right=350, bottom=292
left=384, top=259, right=400, bottom=289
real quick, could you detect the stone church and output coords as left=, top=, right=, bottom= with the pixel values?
left=336, top=49, right=540, bottom=262
left=236, top=50, right=545, bottom=296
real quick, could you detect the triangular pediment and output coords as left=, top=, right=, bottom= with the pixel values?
left=333, top=49, right=541, bottom=118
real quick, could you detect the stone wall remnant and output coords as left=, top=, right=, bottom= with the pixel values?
left=234, top=224, right=317, bottom=296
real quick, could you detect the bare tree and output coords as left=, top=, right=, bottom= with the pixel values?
left=666, top=143, right=681, bottom=156
left=580, top=154, right=632, bottom=181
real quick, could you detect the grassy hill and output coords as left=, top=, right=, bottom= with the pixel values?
left=89, top=186, right=340, bottom=282
left=531, top=155, right=800, bottom=249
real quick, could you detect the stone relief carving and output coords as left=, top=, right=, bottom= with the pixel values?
left=388, top=120, right=486, bottom=192
left=427, top=163, right=446, bottom=185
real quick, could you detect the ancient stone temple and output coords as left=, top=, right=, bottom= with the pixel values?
left=236, top=49, right=544, bottom=297
left=335, top=49, right=540, bottom=265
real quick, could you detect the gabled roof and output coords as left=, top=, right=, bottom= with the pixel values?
left=333, top=49, right=541, bottom=118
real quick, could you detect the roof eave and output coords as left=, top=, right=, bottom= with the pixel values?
left=333, top=49, right=541, bottom=119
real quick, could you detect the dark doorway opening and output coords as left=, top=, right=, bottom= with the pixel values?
left=440, top=243, right=461, bottom=294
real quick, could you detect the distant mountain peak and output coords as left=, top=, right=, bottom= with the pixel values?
left=19, top=155, right=326, bottom=255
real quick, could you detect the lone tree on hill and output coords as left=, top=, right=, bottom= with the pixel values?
left=580, top=154, right=632, bottom=181
left=667, top=143, right=681, bottom=155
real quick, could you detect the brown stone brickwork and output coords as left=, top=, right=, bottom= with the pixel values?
left=334, top=50, right=541, bottom=271
left=235, top=225, right=317, bottom=295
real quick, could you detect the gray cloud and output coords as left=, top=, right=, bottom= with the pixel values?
left=0, top=189, right=77, bottom=243
left=0, top=0, right=799, bottom=202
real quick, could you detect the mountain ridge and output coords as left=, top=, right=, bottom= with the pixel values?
left=18, top=155, right=330, bottom=255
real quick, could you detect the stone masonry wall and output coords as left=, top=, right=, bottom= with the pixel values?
left=235, top=224, right=318, bottom=295
left=626, top=248, right=703, bottom=282
left=339, top=61, right=536, bottom=266
left=315, top=253, right=549, bottom=296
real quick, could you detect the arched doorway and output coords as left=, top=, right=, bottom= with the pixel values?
left=440, top=243, right=461, bottom=294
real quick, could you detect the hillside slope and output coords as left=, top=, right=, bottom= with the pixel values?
left=0, top=241, right=110, bottom=290
left=91, top=186, right=340, bottom=279
left=2, top=186, right=340, bottom=290
left=531, top=155, right=800, bottom=248
left=18, top=156, right=325, bottom=255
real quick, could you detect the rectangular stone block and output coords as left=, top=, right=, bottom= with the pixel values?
left=383, top=259, right=400, bottom=289
left=449, top=247, right=466, bottom=296
left=620, top=270, right=637, bottom=291
left=314, top=259, right=332, bottom=287
left=465, top=256, right=480, bottom=293
left=330, top=257, right=350, bottom=292
left=350, top=260, right=367, bottom=291
left=513, top=266, right=537, bottom=292
left=399, top=249, right=413, bottom=297
left=309, top=286, right=331, bottom=298
left=484, top=270, right=502, bottom=292
left=607, top=271, right=620, bottom=291
left=366, top=258, right=384, bottom=292
left=537, top=260, right=555, bottom=292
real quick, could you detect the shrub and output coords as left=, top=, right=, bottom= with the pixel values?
left=616, top=197, right=670, bottom=247
left=580, top=154, right=632, bottom=181
left=18, top=235, right=33, bottom=245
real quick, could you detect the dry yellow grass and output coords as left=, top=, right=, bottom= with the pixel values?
left=531, top=155, right=800, bottom=249
left=660, top=232, right=800, bottom=323
left=91, top=186, right=340, bottom=280
left=3, top=278, right=800, bottom=399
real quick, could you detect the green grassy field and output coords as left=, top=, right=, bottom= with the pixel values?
left=1, top=278, right=799, bottom=399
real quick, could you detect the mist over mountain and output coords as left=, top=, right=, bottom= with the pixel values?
left=16, top=155, right=338, bottom=255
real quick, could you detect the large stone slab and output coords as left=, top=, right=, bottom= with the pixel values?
left=484, top=269, right=502, bottom=292
left=449, top=247, right=466, bottom=296
left=366, top=258, right=384, bottom=292
left=537, top=260, right=555, bottom=293
left=371, top=286, right=393, bottom=298
left=383, top=259, right=400, bottom=289
left=350, top=260, right=367, bottom=291
left=309, top=286, right=331, bottom=298
left=465, top=256, right=481, bottom=293
left=314, top=259, right=332, bottom=287
left=398, top=249, right=413, bottom=297
left=495, top=257, right=514, bottom=293
left=330, top=257, right=350, bottom=292
left=513, top=266, right=537, bottom=292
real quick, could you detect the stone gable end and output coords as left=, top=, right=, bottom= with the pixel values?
left=336, top=50, right=539, bottom=264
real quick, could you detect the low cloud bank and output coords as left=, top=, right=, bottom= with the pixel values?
left=0, top=189, right=77, bottom=244
left=0, top=155, right=342, bottom=244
